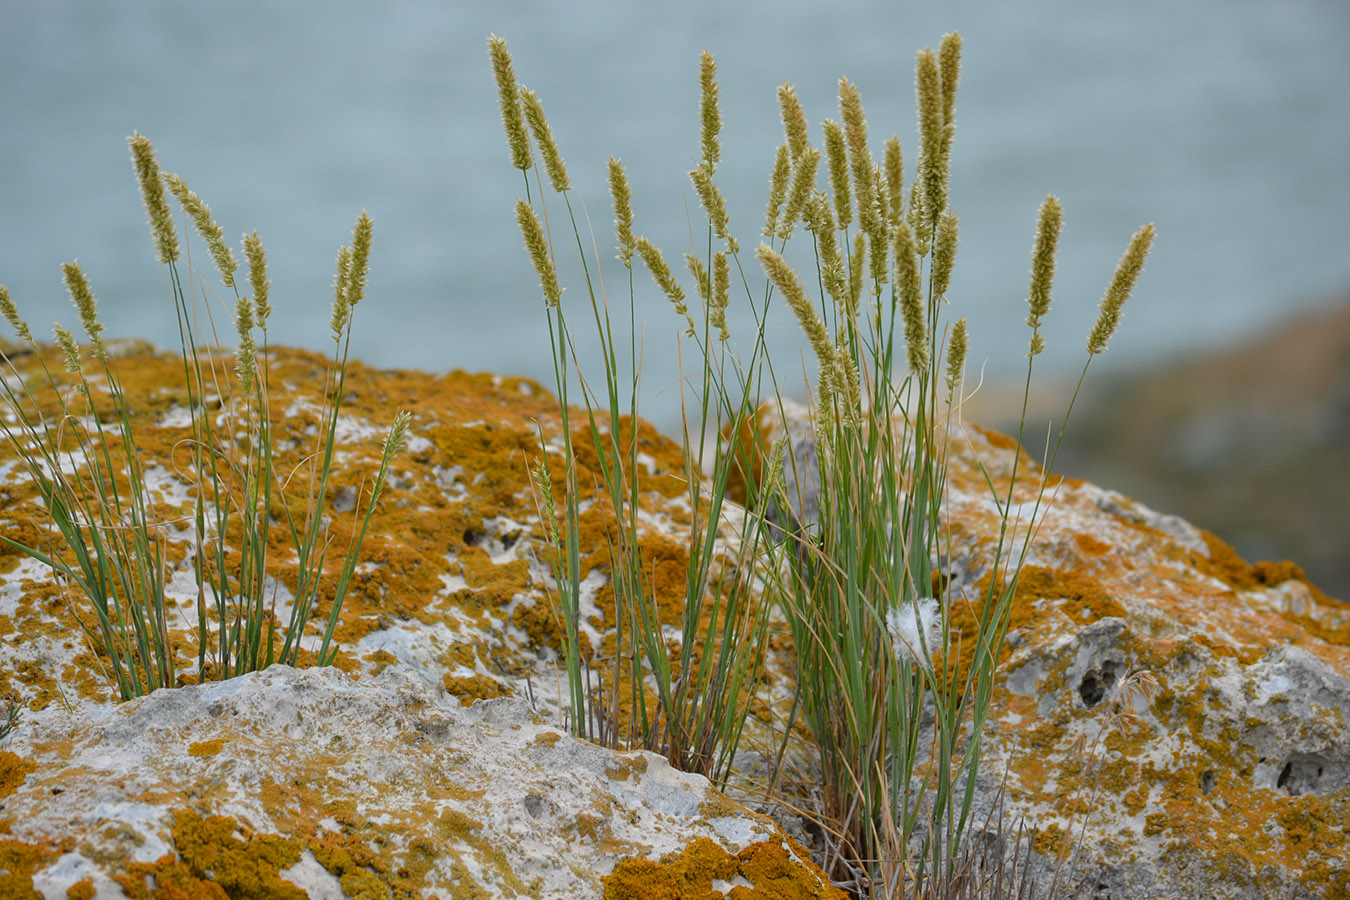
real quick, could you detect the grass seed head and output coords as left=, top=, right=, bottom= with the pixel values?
left=945, top=316, right=968, bottom=405
left=711, top=251, right=731, bottom=341
left=690, top=162, right=737, bottom=252
left=53, top=323, right=82, bottom=375
left=164, top=172, right=238, bottom=288
left=515, top=199, right=561, bottom=308
left=61, top=261, right=106, bottom=361
left=520, top=87, right=570, bottom=193
left=778, top=83, right=810, bottom=161
left=762, top=143, right=792, bottom=238
left=1027, top=194, right=1063, bottom=357
left=932, top=210, right=959, bottom=301
left=915, top=47, right=949, bottom=228
left=128, top=133, right=179, bottom=265
left=234, top=296, right=257, bottom=394
left=244, top=231, right=271, bottom=326
left=488, top=35, right=533, bottom=172
left=607, top=157, right=636, bottom=268
left=637, top=237, right=694, bottom=334
left=893, top=220, right=927, bottom=373
left=0, top=285, right=35, bottom=345
left=1088, top=222, right=1155, bottom=355
left=822, top=119, right=853, bottom=229
left=699, top=50, right=721, bottom=171
left=330, top=245, right=352, bottom=342
left=883, top=135, right=904, bottom=228
left=777, top=147, right=820, bottom=241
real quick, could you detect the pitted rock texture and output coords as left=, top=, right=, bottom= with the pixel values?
left=0, top=665, right=834, bottom=898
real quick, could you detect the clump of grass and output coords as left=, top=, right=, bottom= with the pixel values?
left=492, top=29, right=1155, bottom=898
left=0, top=135, right=409, bottom=700
left=0, top=693, right=22, bottom=743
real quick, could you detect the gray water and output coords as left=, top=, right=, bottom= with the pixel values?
left=3, top=1, right=1348, bottom=430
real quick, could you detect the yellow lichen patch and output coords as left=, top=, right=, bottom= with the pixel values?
left=0, top=752, right=36, bottom=798
left=442, top=673, right=509, bottom=706
left=187, top=739, right=226, bottom=757
left=532, top=731, right=562, bottom=748
left=64, top=877, right=96, bottom=900
left=603, top=836, right=845, bottom=900
left=114, top=810, right=305, bottom=900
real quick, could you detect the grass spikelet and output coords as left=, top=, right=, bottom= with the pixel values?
left=690, top=163, right=738, bottom=252
left=839, top=79, right=880, bottom=241
left=939, top=32, right=962, bottom=127
left=0, top=286, right=35, bottom=345
left=932, top=210, right=959, bottom=300
left=762, top=143, right=792, bottom=238
left=342, top=211, right=374, bottom=309
left=61, top=261, right=106, bottom=361
left=53, top=323, right=82, bottom=375
left=711, top=251, right=730, bottom=341
left=1088, top=223, right=1155, bottom=355
left=822, top=119, right=852, bottom=228
left=164, top=172, right=238, bottom=288
left=515, top=199, right=561, bottom=307
left=234, top=297, right=257, bottom=394
left=777, top=147, right=821, bottom=241
left=883, top=135, right=904, bottom=228
left=330, top=245, right=352, bottom=342
left=608, top=157, right=636, bottom=268
left=520, top=87, right=570, bottom=192
left=945, top=316, right=967, bottom=404
left=915, top=47, right=948, bottom=227
left=685, top=253, right=711, bottom=303
left=848, top=231, right=865, bottom=314
left=1026, top=194, right=1063, bottom=357
left=699, top=50, right=721, bottom=171
left=489, top=35, right=533, bottom=171
left=128, top=133, right=179, bottom=265
left=806, top=192, right=846, bottom=307
left=757, top=244, right=837, bottom=389
left=637, top=236, right=695, bottom=334
left=893, top=219, right=926, bottom=373
left=244, top=231, right=271, bottom=326
left=907, top=178, right=931, bottom=253
left=778, top=84, right=810, bottom=160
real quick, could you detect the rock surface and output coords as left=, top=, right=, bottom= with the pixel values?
left=1, top=343, right=1347, bottom=899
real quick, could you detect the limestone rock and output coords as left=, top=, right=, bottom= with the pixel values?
left=0, top=664, right=833, bottom=898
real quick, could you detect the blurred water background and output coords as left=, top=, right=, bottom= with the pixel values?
left=3, top=1, right=1349, bottom=588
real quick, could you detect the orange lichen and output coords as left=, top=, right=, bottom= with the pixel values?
left=442, top=673, right=509, bottom=706
left=0, top=752, right=36, bottom=798
left=65, top=878, right=96, bottom=900
left=603, top=836, right=845, bottom=899
left=0, top=834, right=66, bottom=900
left=117, top=811, right=304, bottom=900
left=187, top=739, right=225, bottom=757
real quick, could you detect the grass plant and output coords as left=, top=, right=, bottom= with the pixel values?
left=0, top=135, right=409, bottom=701
left=492, top=31, right=1154, bottom=898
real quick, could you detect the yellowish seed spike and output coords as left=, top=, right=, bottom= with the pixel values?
left=608, top=157, right=636, bottom=268
left=520, top=87, right=570, bottom=192
left=1026, top=195, right=1063, bottom=357
left=488, top=36, right=533, bottom=171
left=699, top=50, right=722, bottom=172
left=515, top=199, right=561, bottom=308
left=164, top=172, right=238, bottom=288
left=1088, top=223, right=1155, bottom=355
left=128, top=133, right=179, bottom=265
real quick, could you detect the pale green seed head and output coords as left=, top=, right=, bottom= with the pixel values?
left=234, top=296, right=257, bottom=395
left=164, top=172, right=237, bottom=288
left=244, top=231, right=271, bottom=327
left=607, top=157, right=636, bottom=268
left=128, top=133, right=179, bottom=265
left=690, top=163, right=737, bottom=252
left=822, top=120, right=852, bottom=229
left=883, top=136, right=904, bottom=228
left=383, top=409, right=412, bottom=462
left=1026, top=195, right=1063, bottom=357
left=945, top=316, right=968, bottom=405
left=932, top=210, right=959, bottom=300
left=893, top=221, right=927, bottom=374
left=712, top=251, right=730, bottom=342
left=0, top=286, right=34, bottom=345
left=848, top=232, right=865, bottom=318
left=763, top=143, right=792, bottom=238
left=915, top=48, right=948, bottom=229
left=520, top=87, right=570, bottom=192
left=757, top=244, right=836, bottom=392
left=699, top=50, right=721, bottom=172
left=777, top=147, right=820, bottom=242
left=61, top=261, right=105, bottom=361
left=806, top=192, right=846, bottom=308
left=343, top=211, right=374, bottom=309
left=637, top=237, right=694, bottom=335
left=488, top=35, right=533, bottom=171
left=839, top=78, right=877, bottom=237
left=1088, top=223, right=1155, bottom=355
left=939, top=33, right=963, bottom=128
left=685, top=253, right=711, bottom=304
left=515, top=199, right=561, bottom=308
left=331, top=245, right=352, bottom=342
left=53, top=324, right=82, bottom=375
left=778, top=84, right=810, bottom=161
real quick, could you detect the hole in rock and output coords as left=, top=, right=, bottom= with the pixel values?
left=1078, top=662, right=1119, bottom=708
left=463, top=527, right=480, bottom=547
left=1277, top=761, right=1292, bottom=791
left=1200, top=770, right=1216, bottom=795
